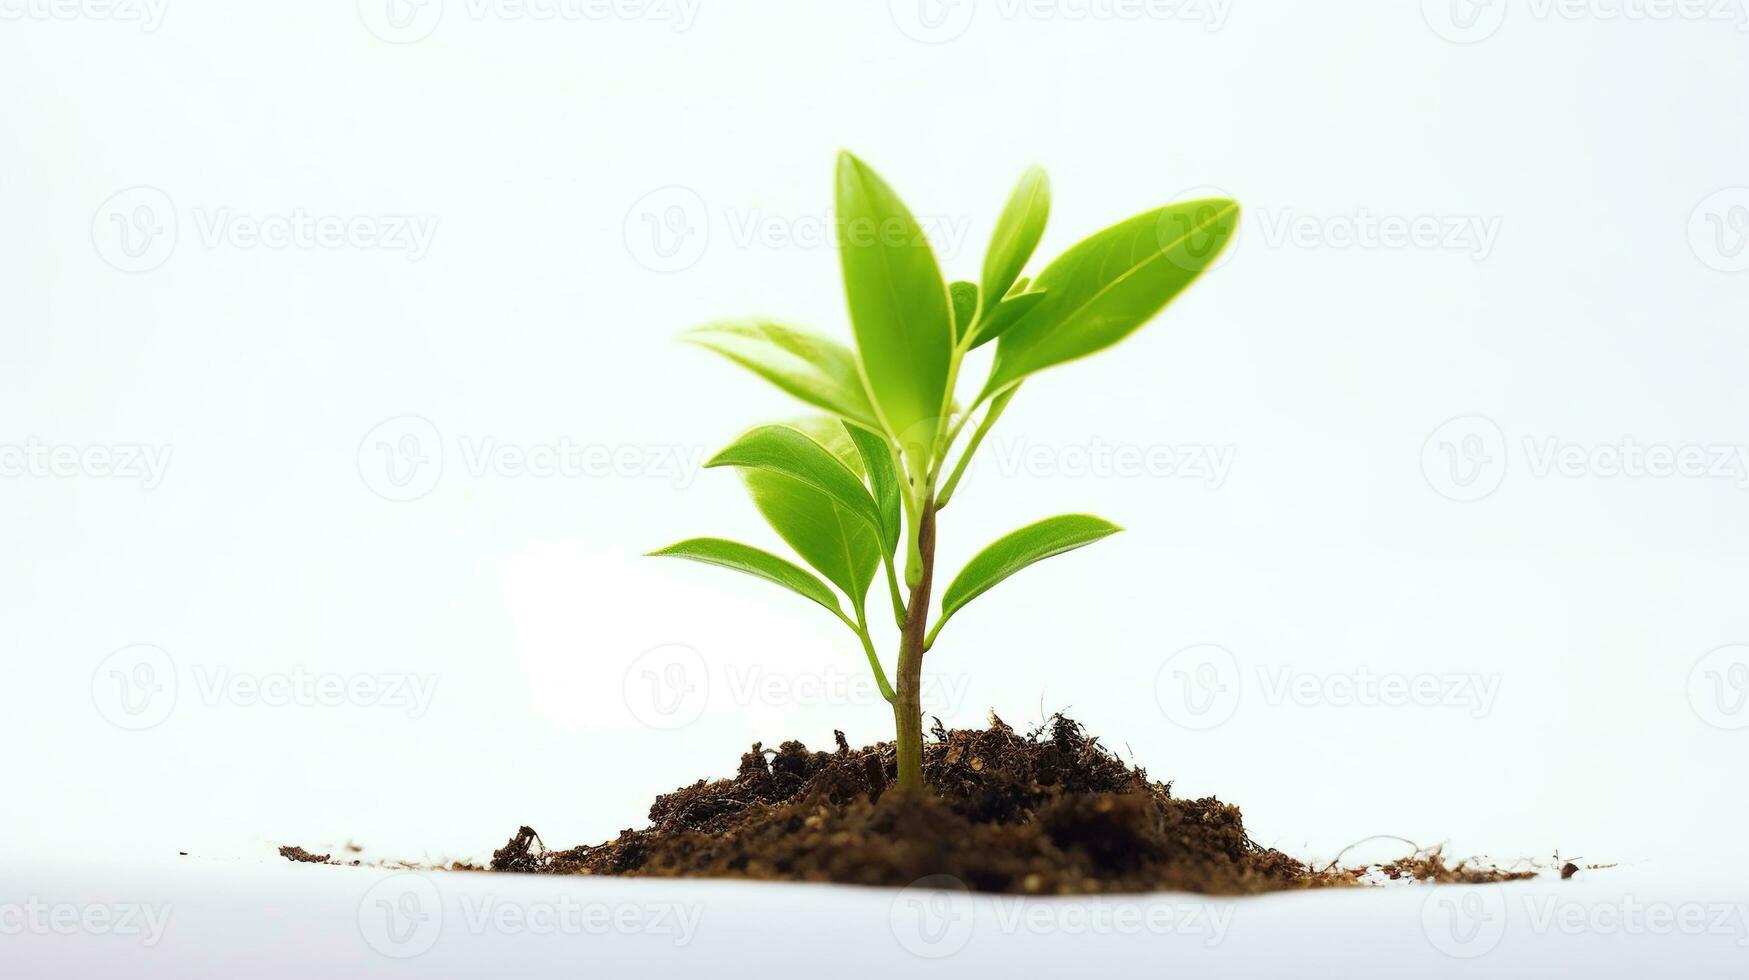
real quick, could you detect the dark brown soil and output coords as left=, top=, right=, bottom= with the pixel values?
left=484, top=714, right=1528, bottom=895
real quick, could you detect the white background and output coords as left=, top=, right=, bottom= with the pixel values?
left=3, top=0, right=1747, bottom=901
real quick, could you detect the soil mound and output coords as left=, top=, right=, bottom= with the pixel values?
left=490, top=715, right=1348, bottom=895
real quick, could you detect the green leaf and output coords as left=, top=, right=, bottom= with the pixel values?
left=937, top=515, right=1122, bottom=629
left=647, top=538, right=843, bottom=618
left=968, top=289, right=1048, bottom=350
left=844, top=421, right=902, bottom=556
left=683, top=319, right=876, bottom=427
left=835, top=151, right=954, bottom=463
left=980, top=166, right=1051, bottom=308
left=742, top=419, right=881, bottom=607
left=707, top=423, right=881, bottom=534
left=986, top=198, right=1239, bottom=396
left=949, top=281, right=980, bottom=344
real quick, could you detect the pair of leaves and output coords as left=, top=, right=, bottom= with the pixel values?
left=984, top=197, right=1239, bottom=397
left=651, top=419, right=900, bottom=621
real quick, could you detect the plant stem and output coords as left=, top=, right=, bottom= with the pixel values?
left=892, top=495, right=936, bottom=792
left=936, top=386, right=1014, bottom=510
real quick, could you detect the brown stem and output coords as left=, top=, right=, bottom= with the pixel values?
left=892, top=496, right=936, bottom=792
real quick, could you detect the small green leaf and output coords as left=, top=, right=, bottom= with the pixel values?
left=938, top=515, right=1122, bottom=627
left=949, top=281, right=980, bottom=344
left=986, top=198, right=1238, bottom=396
left=969, top=289, right=1048, bottom=350
left=708, top=423, right=881, bottom=534
left=648, top=538, right=843, bottom=617
left=683, top=319, right=876, bottom=427
left=980, top=165, right=1051, bottom=308
left=835, top=151, right=954, bottom=464
left=844, top=421, right=902, bottom=556
left=742, top=419, right=881, bottom=607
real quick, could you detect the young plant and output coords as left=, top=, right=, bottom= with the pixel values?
left=651, top=153, right=1238, bottom=792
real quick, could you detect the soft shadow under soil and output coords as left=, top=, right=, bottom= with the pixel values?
left=479, top=715, right=1536, bottom=895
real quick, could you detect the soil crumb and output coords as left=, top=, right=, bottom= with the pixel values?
left=486, top=714, right=1532, bottom=895
left=278, top=845, right=333, bottom=865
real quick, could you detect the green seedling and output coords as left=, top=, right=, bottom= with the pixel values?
left=651, top=152, right=1238, bottom=791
